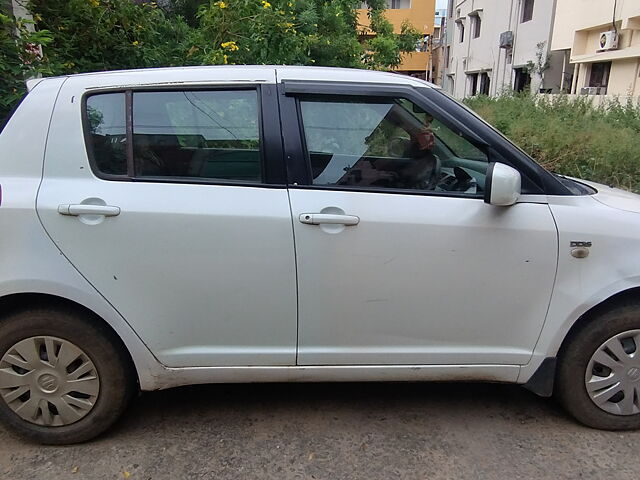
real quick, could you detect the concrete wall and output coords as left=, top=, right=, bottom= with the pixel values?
left=551, top=0, right=640, bottom=51
left=537, top=93, right=640, bottom=108
left=551, top=0, right=640, bottom=96
left=443, top=0, right=559, bottom=99
left=608, top=58, right=640, bottom=96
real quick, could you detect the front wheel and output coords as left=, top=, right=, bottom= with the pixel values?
left=0, top=307, right=136, bottom=444
left=556, top=303, right=640, bottom=430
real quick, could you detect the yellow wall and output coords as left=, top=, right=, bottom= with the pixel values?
left=552, top=1, right=640, bottom=51
left=608, top=58, right=640, bottom=95
left=357, top=1, right=435, bottom=73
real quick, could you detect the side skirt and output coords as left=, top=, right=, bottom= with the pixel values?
left=143, top=364, right=521, bottom=391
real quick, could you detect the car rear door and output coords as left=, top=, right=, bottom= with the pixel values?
left=37, top=71, right=298, bottom=368
left=278, top=78, right=559, bottom=366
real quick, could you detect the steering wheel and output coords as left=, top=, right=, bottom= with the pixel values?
left=408, top=152, right=441, bottom=190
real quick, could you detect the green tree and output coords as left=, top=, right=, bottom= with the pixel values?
left=27, top=0, right=195, bottom=75
left=0, top=6, right=53, bottom=118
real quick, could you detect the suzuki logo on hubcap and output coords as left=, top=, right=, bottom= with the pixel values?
left=37, top=373, right=59, bottom=393
left=627, top=367, right=640, bottom=382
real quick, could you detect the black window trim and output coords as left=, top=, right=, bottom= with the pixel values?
left=284, top=81, right=512, bottom=198
left=81, top=83, right=287, bottom=187
left=280, top=80, right=571, bottom=196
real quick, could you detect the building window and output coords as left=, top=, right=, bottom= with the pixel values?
left=445, top=46, right=451, bottom=68
left=386, top=0, right=411, bottom=8
left=514, top=68, right=531, bottom=92
left=471, top=15, right=481, bottom=38
left=479, top=73, right=490, bottom=95
left=589, top=62, right=611, bottom=89
left=458, top=21, right=465, bottom=43
left=468, top=73, right=479, bottom=96
left=521, top=0, right=534, bottom=23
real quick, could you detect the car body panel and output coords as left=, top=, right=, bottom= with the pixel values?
left=288, top=189, right=558, bottom=365
left=35, top=73, right=298, bottom=367
left=0, top=66, right=639, bottom=391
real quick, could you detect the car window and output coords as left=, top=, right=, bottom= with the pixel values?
left=85, top=89, right=262, bottom=182
left=299, top=96, right=489, bottom=195
left=133, top=90, right=261, bottom=181
left=86, top=93, right=128, bottom=176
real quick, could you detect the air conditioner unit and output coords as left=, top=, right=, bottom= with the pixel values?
left=580, top=86, right=607, bottom=95
left=597, top=31, right=618, bottom=52
left=499, top=31, right=513, bottom=49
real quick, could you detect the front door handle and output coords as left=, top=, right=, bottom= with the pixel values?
left=58, top=204, right=121, bottom=217
left=299, top=213, right=360, bottom=226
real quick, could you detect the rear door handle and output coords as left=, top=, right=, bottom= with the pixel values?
left=299, top=213, right=360, bottom=226
left=58, top=204, right=121, bottom=217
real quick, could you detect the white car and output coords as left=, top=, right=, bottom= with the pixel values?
left=1, top=66, right=639, bottom=444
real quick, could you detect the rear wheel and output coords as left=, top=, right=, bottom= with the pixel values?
left=0, top=307, right=135, bottom=444
left=556, top=303, right=640, bottom=430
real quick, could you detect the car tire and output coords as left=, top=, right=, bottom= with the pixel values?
left=556, top=301, right=640, bottom=430
left=0, top=306, right=136, bottom=444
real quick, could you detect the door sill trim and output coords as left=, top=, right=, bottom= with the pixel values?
left=145, top=364, right=521, bottom=391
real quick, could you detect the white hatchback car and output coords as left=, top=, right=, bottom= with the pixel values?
left=1, top=66, right=640, bottom=444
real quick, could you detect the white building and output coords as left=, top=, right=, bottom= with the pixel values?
left=443, top=0, right=564, bottom=98
left=551, top=1, right=640, bottom=97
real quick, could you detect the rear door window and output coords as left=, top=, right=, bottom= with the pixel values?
left=133, top=90, right=261, bottom=181
left=84, top=89, right=263, bottom=182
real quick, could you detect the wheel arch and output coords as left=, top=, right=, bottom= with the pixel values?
left=558, top=287, right=640, bottom=359
left=0, top=292, right=142, bottom=387
left=525, top=286, right=640, bottom=397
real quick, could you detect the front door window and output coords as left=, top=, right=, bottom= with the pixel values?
left=299, top=96, right=488, bottom=196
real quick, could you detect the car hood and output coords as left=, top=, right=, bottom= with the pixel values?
left=573, top=178, right=640, bottom=214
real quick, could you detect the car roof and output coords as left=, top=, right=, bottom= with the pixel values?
left=29, top=65, right=436, bottom=91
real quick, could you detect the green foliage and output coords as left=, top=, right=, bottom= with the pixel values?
left=23, top=0, right=420, bottom=73
left=0, top=8, right=53, bottom=118
left=27, top=0, right=195, bottom=74
left=465, top=92, right=640, bottom=192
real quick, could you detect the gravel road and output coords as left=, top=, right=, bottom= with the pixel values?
left=1, top=382, right=638, bottom=479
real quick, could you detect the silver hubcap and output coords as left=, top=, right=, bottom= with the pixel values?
left=0, top=336, right=100, bottom=426
left=585, top=329, right=640, bottom=416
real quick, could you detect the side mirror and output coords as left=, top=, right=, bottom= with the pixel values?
left=484, top=162, right=521, bottom=206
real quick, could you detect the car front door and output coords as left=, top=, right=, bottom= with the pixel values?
left=37, top=76, right=297, bottom=368
left=279, top=81, right=559, bottom=366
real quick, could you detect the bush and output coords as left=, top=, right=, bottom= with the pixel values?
left=465, top=93, right=640, bottom=192
left=0, top=11, right=53, bottom=118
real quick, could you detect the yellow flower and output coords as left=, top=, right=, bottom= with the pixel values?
left=132, top=40, right=140, bottom=46
left=214, top=1, right=227, bottom=8
left=88, top=0, right=99, bottom=7
left=223, top=54, right=229, bottom=65
left=221, top=41, right=239, bottom=51
left=261, top=1, right=272, bottom=8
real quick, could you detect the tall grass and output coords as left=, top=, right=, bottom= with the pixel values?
left=464, top=93, right=640, bottom=192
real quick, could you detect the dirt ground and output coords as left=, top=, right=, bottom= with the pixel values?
left=0, top=382, right=638, bottom=479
